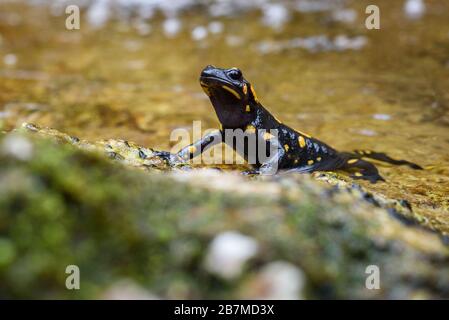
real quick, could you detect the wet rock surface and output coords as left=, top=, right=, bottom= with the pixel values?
left=22, top=122, right=186, bottom=172
left=0, top=125, right=447, bottom=299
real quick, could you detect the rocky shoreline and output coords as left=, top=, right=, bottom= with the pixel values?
left=0, top=123, right=447, bottom=299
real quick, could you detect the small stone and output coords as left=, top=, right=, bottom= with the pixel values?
left=208, top=21, right=224, bottom=34
left=1, top=134, right=33, bottom=161
left=261, top=4, right=290, bottom=30
left=226, top=35, right=244, bottom=47
left=87, top=0, right=111, bottom=29
left=373, top=114, right=391, bottom=121
left=404, top=0, right=426, bottom=20
left=191, top=26, right=208, bottom=41
left=163, top=18, right=182, bottom=38
left=334, top=35, right=367, bottom=51
left=22, top=122, right=39, bottom=132
left=204, top=231, right=258, bottom=280
left=101, top=279, right=158, bottom=300
left=70, top=136, right=80, bottom=144
left=295, top=0, right=338, bottom=13
left=4, top=54, right=17, bottom=66
left=357, top=129, right=377, bottom=136
left=242, top=261, right=305, bottom=299
left=332, top=9, right=357, bottom=24
left=138, top=149, right=147, bottom=159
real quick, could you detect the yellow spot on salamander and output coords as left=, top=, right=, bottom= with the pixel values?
left=242, top=83, right=248, bottom=95
left=263, top=132, right=274, bottom=140
left=245, top=125, right=256, bottom=134
left=307, top=160, right=314, bottom=165
left=317, top=157, right=322, bottom=161
left=245, top=105, right=251, bottom=112
left=222, top=85, right=241, bottom=99
left=347, top=159, right=358, bottom=164
left=354, top=172, right=363, bottom=177
left=284, top=144, right=290, bottom=152
left=365, top=150, right=372, bottom=154
left=298, top=136, right=306, bottom=148
left=250, top=85, right=259, bottom=102
left=294, top=159, right=299, bottom=164
left=188, top=146, right=197, bottom=154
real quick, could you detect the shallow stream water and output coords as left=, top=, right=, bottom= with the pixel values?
left=1, top=0, right=448, bottom=232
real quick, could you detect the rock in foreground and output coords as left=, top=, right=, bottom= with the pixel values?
left=0, top=128, right=448, bottom=299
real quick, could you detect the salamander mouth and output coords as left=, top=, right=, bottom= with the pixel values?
left=200, top=75, right=234, bottom=87
left=200, top=76, right=242, bottom=100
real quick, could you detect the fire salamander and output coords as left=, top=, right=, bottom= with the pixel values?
left=174, top=65, right=422, bottom=183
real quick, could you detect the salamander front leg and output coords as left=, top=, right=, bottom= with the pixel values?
left=242, top=144, right=285, bottom=176
left=344, top=157, right=385, bottom=183
left=177, top=129, right=223, bottom=161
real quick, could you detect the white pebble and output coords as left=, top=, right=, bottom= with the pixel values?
left=252, top=261, right=305, bottom=300
left=332, top=9, right=357, bottom=24
left=204, top=231, right=258, bottom=280
left=191, top=26, right=208, bottom=41
left=102, top=279, right=158, bottom=300
left=208, top=21, right=224, bottom=34
left=334, top=35, right=367, bottom=51
left=209, top=2, right=234, bottom=17
left=4, top=54, right=17, bottom=66
left=226, top=35, right=244, bottom=47
left=295, top=0, right=337, bottom=12
left=1, top=134, right=33, bottom=161
left=163, top=18, right=182, bottom=38
left=404, top=0, right=426, bottom=20
left=87, top=0, right=111, bottom=29
left=357, top=129, right=377, bottom=136
left=373, top=114, right=392, bottom=121
left=261, top=3, right=290, bottom=30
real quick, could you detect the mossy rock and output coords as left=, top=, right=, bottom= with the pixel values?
left=0, top=130, right=448, bottom=299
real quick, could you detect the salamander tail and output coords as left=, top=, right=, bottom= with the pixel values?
left=352, top=150, right=423, bottom=170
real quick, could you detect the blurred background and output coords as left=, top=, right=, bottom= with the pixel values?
left=1, top=0, right=448, bottom=209
left=0, top=0, right=447, bottom=146
left=0, top=0, right=448, bottom=299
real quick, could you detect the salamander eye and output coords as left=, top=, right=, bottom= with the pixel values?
left=228, top=68, right=242, bottom=81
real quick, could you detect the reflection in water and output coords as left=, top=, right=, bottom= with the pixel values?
left=0, top=0, right=448, bottom=231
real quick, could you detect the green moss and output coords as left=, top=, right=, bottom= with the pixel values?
left=0, top=133, right=448, bottom=299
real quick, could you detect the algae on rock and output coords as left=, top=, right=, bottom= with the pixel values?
left=0, top=129, right=448, bottom=299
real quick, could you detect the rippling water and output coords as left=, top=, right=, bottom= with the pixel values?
left=0, top=0, right=448, bottom=232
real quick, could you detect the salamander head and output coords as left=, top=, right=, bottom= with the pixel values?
left=200, top=65, right=259, bottom=128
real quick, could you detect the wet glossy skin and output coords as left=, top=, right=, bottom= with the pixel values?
left=177, top=66, right=422, bottom=183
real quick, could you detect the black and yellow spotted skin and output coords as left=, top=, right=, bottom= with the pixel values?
left=177, top=66, right=422, bottom=183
